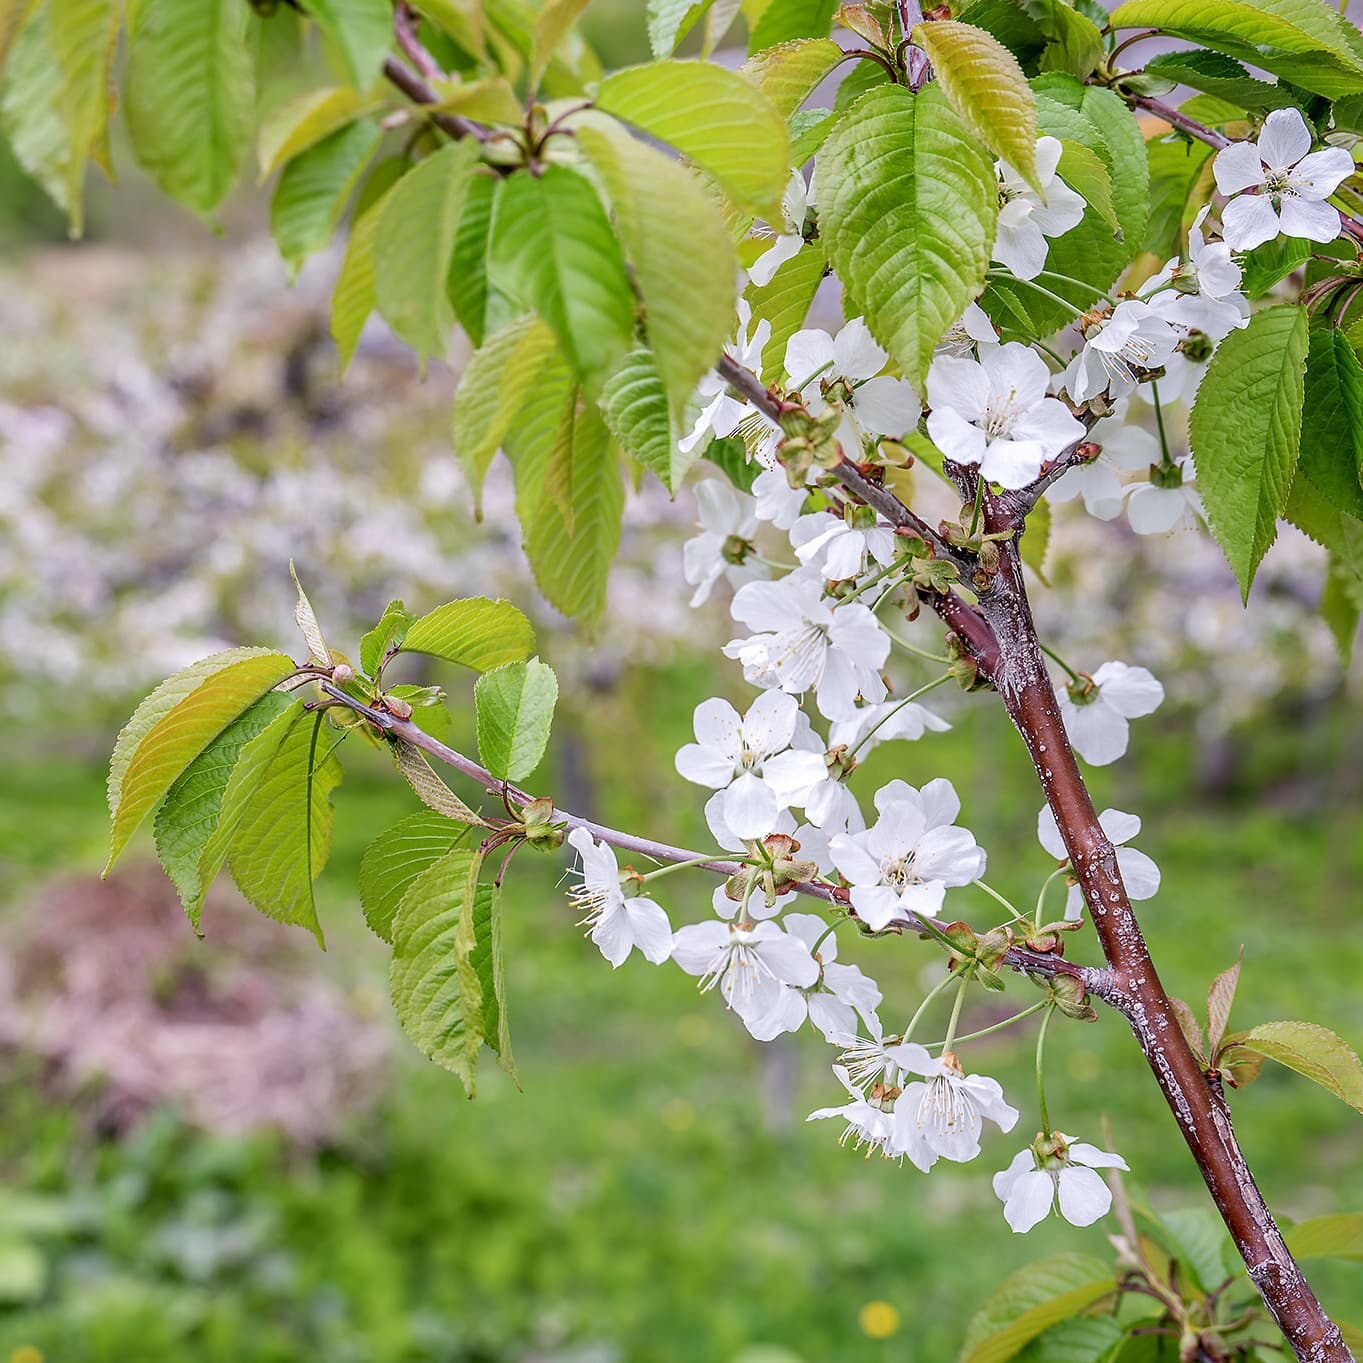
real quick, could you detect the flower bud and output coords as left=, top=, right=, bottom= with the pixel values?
left=331, top=663, right=354, bottom=685
left=384, top=694, right=413, bottom=720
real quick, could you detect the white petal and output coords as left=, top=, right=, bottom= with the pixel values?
left=1256, top=108, right=1311, bottom=172
left=849, top=884, right=903, bottom=931
left=1277, top=195, right=1343, bottom=244
left=829, top=833, right=883, bottom=888
left=1003, top=1170, right=1057, bottom=1233
left=926, top=406, right=989, bottom=467
left=926, top=353, right=991, bottom=420
left=722, top=771, right=782, bottom=840
left=1068, top=1142, right=1129, bottom=1171
left=623, top=897, right=674, bottom=963
left=671, top=920, right=731, bottom=975
left=675, top=742, right=738, bottom=789
left=1097, top=807, right=1141, bottom=845
left=980, top=437, right=1048, bottom=489
left=916, top=778, right=961, bottom=830
left=1093, top=661, right=1164, bottom=718
left=1011, top=398, right=1085, bottom=461
left=785, top=328, right=836, bottom=387
left=833, top=317, right=889, bottom=381
left=1213, top=140, right=1266, bottom=196
left=748, top=233, right=803, bottom=288
left=1126, top=482, right=1188, bottom=535
left=993, top=218, right=1049, bottom=280
left=851, top=376, right=920, bottom=436
left=1056, top=1165, right=1114, bottom=1227
left=1066, top=702, right=1129, bottom=766
left=744, top=984, right=808, bottom=1039
left=912, top=825, right=985, bottom=887
left=1221, top=194, right=1282, bottom=252
left=1030, top=177, right=1086, bottom=237
left=752, top=926, right=820, bottom=987
left=992, top=1147, right=1036, bottom=1201
left=1117, top=846, right=1161, bottom=901
left=807, top=991, right=859, bottom=1043
left=1291, top=147, right=1355, bottom=198
left=743, top=687, right=799, bottom=754
left=1036, top=804, right=1067, bottom=860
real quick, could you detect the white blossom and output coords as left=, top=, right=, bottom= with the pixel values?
left=566, top=828, right=674, bottom=967
left=789, top=509, right=897, bottom=581
left=679, top=300, right=771, bottom=455
left=749, top=913, right=883, bottom=1042
left=749, top=170, right=813, bottom=287
left=682, top=479, right=766, bottom=607
left=674, top=691, right=827, bottom=839
left=785, top=318, right=920, bottom=455
left=1214, top=108, right=1353, bottom=251
left=1055, top=659, right=1164, bottom=766
left=1037, top=805, right=1161, bottom=920
left=936, top=301, right=999, bottom=357
left=893, top=1047, right=1020, bottom=1167
left=993, top=1136, right=1128, bottom=1232
left=723, top=572, right=890, bottom=721
left=751, top=461, right=808, bottom=530
left=1060, top=301, right=1179, bottom=405
left=1126, top=457, right=1204, bottom=535
left=829, top=779, right=985, bottom=931
left=672, top=906, right=819, bottom=1034
left=807, top=1064, right=898, bottom=1155
left=927, top=342, right=1085, bottom=489
left=828, top=697, right=951, bottom=759
left=993, top=136, right=1086, bottom=280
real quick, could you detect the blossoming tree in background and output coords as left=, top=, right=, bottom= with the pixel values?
left=9, top=0, right=1363, bottom=1355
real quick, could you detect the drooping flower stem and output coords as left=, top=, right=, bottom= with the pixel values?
left=1148, top=379, right=1174, bottom=468
left=1034, top=866, right=1068, bottom=928
left=927, top=1000, right=1048, bottom=1050
left=1035, top=1002, right=1055, bottom=1135
left=941, top=971, right=971, bottom=1052
left=971, top=878, right=1030, bottom=928
left=985, top=270, right=1087, bottom=319
left=641, top=855, right=733, bottom=884
left=899, top=970, right=962, bottom=1046
left=845, top=673, right=953, bottom=759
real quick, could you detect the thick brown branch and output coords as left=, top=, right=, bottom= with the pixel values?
left=974, top=528, right=1352, bottom=1362
left=316, top=682, right=1095, bottom=991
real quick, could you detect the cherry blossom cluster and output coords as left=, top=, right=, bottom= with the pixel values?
left=558, top=107, right=1352, bottom=1235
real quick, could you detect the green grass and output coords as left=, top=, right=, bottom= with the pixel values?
left=2, top=667, right=1362, bottom=1361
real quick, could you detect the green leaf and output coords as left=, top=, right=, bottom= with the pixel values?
left=910, top=19, right=1039, bottom=190
left=594, top=60, right=790, bottom=217
left=1206, top=952, right=1241, bottom=1055
left=474, top=657, right=558, bottom=781
left=1020, top=495, right=1051, bottom=584
left=307, top=0, right=392, bottom=90
left=1301, top=326, right=1363, bottom=521
left=577, top=117, right=738, bottom=413
left=817, top=82, right=997, bottom=387
left=226, top=710, right=345, bottom=946
left=448, top=171, right=518, bottom=348
left=748, top=0, right=837, bottom=50
left=520, top=398, right=625, bottom=621
left=49, top=0, right=123, bottom=234
left=1014, top=1317, right=1124, bottom=1363
left=488, top=164, right=637, bottom=393
left=390, top=848, right=493, bottom=1093
left=258, top=84, right=370, bottom=179
left=1285, top=1213, right=1363, bottom=1261
left=359, top=809, right=472, bottom=942
left=374, top=139, right=481, bottom=365
left=452, top=317, right=561, bottom=504
left=744, top=240, right=826, bottom=385
left=1023, top=0, right=1104, bottom=79
left=1109, top=0, right=1363, bottom=98
left=598, top=348, right=692, bottom=492
left=1055, top=139, right=1120, bottom=240
left=1321, top=552, right=1363, bottom=659
left=739, top=36, right=844, bottom=119
left=271, top=118, right=380, bottom=278
left=124, top=0, right=256, bottom=217
left=1224, top=1019, right=1363, bottom=1111
left=952, top=0, right=1047, bottom=73
left=473, top=879, right=517, bottom=1083
left=399, top=596, right=535, bottom=670
left=958, top=1253, right=1117, bottom=1363
left=530, top=0, right=590, bottom=88
left=360, top=599, right=417, bottom=678
left=0, top=9, right=71, bottom=215
left=106, top=649, right=296, bottom=874
left=152, top=693, right=299, bottom=928
left=1143, top=49, right=1295, bottom=111
left=330, top=178, right=394, bottom=373
left=391, top=738, right=490, bottom=826
left=1141, top=133, right=1213, bottom=259
left=1239, top=235, right=1314, bottom=299
left=1189, top=304, right=1309, bottom=600
left=0, top=0, right=40, bottom=80
left=646, top=0, right=711, bottom=57
left=703, top=435, right=758, bottom=491
left=788, top=105, right=837, bottom=165
left=1154, top=1207, right=1235, bottom=1294
left=1285, top=466, right=1363, bottom=572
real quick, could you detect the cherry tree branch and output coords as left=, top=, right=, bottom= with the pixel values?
left=382, top=54, right=490, bottom=143
left=315, top=682, right=1099, bottom=992
left=974, top=511, right=1353, bottom=1362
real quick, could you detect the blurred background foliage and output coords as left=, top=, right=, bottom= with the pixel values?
left=2, top=2, right=1363, bottom=1361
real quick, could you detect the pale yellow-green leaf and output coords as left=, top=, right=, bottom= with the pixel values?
left=49, top=0, right=123, bottom=233
left=124, top=0, right=255, bottom=217
left=374, top=138, right=480, bottom=364
left=412, top=0, right=485, bottom=57
left=594, top=60, right=790, bottom=217
left=291, top=562, right=330, bottom=665
left=739, top=36, right=844, bottom=118
left=391, top=738, right=491, bottom=826
left=577, top=116, right=737, bottom=412
left=911, top=20, right=1037, bottom=190
left=531, top=0, right=591, bottom=89
left=451, top=316, right=559, bottom=504
left=0, top=0, right=39, bottom=78
left=106, top=650, right=296, bottom=873
left=330, top=178, right=396, bottom=373
left=258, top=84, right=370, bottom=179
left=360, top=810, right=473, bottom=942
left=400, top=596, right=536, bottom=670
left=1286, top=1214, right=1363, bottom=1262
left=427, top=75, right=521, bottom=124
left=227, top=710, right=344, bottom=946
left=0, top=8, right=72, bottom=215
left=1225, top=1019, right=1363, bottom=1112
